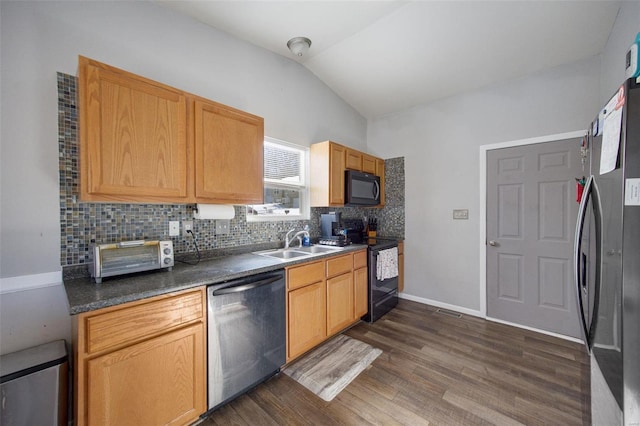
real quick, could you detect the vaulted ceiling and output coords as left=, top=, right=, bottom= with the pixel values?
left=158, top=1, right=621, bottom=119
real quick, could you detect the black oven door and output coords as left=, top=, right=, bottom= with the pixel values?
left=363, top=244, right=399, bottom=322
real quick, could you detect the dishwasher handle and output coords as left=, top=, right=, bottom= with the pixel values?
left=212, top=273, right=282, bottom=296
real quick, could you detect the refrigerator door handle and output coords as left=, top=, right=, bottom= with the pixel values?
left=574, top=175, right=593, bottom=349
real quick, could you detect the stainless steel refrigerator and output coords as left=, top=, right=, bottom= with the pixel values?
left=575, top=76, right=640, bottom=425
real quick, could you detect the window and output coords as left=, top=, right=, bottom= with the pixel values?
left=246, top=137, right=309, bottom=221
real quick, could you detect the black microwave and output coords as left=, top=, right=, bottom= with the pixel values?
left=345, top=170, right=381, bottom=206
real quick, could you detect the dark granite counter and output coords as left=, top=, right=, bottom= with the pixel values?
left=63, top=244, right=367, bottom=315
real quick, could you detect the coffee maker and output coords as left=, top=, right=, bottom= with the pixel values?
left=320, top=212, right=341, bottom=238
left=319, top=212, right=350, bottom=246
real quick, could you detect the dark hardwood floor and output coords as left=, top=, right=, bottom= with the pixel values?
left=200, top=299, right=590, bottom=425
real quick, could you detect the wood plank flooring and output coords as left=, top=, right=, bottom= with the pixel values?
left=199, top=299, right=590, bottom=425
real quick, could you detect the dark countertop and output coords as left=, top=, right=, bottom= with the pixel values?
left=63, top=244, right=367, bottom=315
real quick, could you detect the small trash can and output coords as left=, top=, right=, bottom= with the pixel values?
left=0, top=340, right=68, bottom=426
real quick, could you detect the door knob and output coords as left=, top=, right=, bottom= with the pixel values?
left=488, top=240, right=498, bottom=246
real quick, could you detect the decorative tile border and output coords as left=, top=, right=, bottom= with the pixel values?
left=57, top=73, right=404, bottom=267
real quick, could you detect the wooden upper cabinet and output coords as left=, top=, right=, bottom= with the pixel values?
left=362, top=154, right=377, bottom=174
left=79, top=56, right=189, bottom=203
left=376, top=158, right=386, bottom=207
left=345, top=148, right=363, bottom=171
left=310, top=140, right=385, bottom=207
left=194, top=99, right=264, bottom=204
left=310, top=141, right=345, bottom=207
left=329, top=143, right=346, bottom=205
left=78, top=56, right=264, bottom=205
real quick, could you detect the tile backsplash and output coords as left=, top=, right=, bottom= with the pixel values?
left=57, top=73, right=404, bottom=267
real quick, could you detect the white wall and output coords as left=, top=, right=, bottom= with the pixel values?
left=0, top=1, right=366, bottom=354
left=0, top=283, right=72, bottom=354
left=600, top=1, right=640, bottom=102
left=367, top=4, right=639, bottom=314
left=367, top=57, right=601, bottom=313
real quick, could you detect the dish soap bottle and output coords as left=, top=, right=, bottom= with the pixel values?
left=302, top=224, right=311, bottom=246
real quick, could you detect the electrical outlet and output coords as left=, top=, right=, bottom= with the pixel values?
left=169, top=221, right=180, bottom=236
left=183, top=221, right=193, bottom=236
left=453, top=209, right=469, bottom=220
left=215, top=219, right=230, bottom=235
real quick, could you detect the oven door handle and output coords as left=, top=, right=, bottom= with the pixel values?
left=212, top=275, right=281, bottom=296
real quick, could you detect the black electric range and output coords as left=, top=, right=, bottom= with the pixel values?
left=361, top=237, right=400, bottom=323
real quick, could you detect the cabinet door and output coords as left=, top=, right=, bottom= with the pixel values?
left=362, top=154, right=377, bottom=174
left=326, top=272, right=354, bottom=336
left=345, top=148, right=363, bottom=171
left=79, top=57, right=189, bottom=202
left=329, top=143, right=346, bottom=205
left=194, top=99, right=264, bottom=204
left=86, top=323, right=205, bottom=426
left=354, top=267, right=368, bottom=318
left=376, top=158, right=386, bottom=207
left=288, top=282, right=326, bottom=360
left=398, top=241, right=405, bottom=293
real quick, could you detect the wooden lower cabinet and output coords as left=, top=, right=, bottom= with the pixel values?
left=286, top=249, right=367, bottom=362
left=73, top=287, right=206, bottom=426
left=87, top=324, right=204, bottom=426
left=287, top=281, right=327, bottom=360
left=353, top=250, right=368, bottom=318
left=398, top=240, right=405, bottom=293
left=354, top=266, right=368, bottom=318
left=326, top=272, right=354, bottom=335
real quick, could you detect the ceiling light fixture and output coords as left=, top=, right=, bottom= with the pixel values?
left=287, top=37, right=312, bottom=57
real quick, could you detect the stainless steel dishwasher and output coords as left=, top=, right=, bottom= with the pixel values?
left=206, top=270, right=285, bottom=412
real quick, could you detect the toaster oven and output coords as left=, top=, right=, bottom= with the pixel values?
left=89, top=240, right=174, bottom=283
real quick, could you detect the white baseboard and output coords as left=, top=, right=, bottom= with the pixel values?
left=398, top=292, right=483, bottom=318
left=486, top=316, right=584, bottom=344
left=0, top=271, right=63, bottom=294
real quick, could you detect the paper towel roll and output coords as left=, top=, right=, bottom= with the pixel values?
left=193, top=204, right=235, bottom=220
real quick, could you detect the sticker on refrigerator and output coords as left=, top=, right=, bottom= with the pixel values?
left=625, top=178, right=640, bottom=206
left=599, top=86, right=625, bottom=175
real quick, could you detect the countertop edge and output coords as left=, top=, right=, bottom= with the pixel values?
left=64, top=245, right=368, bottom=315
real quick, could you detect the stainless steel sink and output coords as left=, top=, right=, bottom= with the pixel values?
left=253, top=245, right=345, bottom=261
left=257, top=249, right=311, bottom=260
left=295, top=245, right=345, bottom=254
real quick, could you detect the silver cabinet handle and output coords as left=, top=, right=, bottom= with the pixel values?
left=488, top=240, right=498, bottom=246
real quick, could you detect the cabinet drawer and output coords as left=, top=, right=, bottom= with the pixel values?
left=326, top=254, right=353, bottom=278
left=353, top=250, right=367, bottom=269
left=287, top=260, right=324, bottom=290
left=83, top=289, right=204, bottom=355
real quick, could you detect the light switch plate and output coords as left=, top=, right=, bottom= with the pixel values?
left=453, top=209, right=469, bottom=220
left=216, top=219, right=230, bottom=235
left=169, top=221, right=180, bottom=236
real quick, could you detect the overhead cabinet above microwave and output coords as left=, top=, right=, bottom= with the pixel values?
left=78, top=56, right=264, bottom=205
left=309, top=140, right=385, bottom=207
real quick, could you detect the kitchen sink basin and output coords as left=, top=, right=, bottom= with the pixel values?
left=253, top=245, right=345, bottom=261
left=295, top=245, right=344, bottom=254
left=258, top=249, right=310, bottom=260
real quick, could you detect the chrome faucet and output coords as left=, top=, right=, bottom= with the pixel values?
left=284, top=228, right=310, bottom=249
